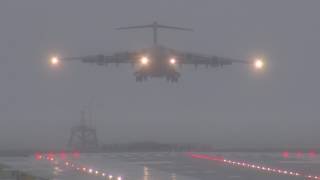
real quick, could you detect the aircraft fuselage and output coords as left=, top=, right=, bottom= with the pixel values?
left=134, top=45, right=180, bottom=82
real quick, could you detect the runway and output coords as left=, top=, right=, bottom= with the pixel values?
left=1, top=152, right=320, bottom=179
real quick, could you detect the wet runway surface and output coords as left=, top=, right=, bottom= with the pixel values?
left=1, top=152, right=320, bottom=180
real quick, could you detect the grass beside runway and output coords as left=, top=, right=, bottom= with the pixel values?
left=0, top=163, right=47, bottom=180
left=0, top=163, right=12, bottom=179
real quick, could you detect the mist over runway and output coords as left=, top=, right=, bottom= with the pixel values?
left=2, top=152, right=320, bottom=179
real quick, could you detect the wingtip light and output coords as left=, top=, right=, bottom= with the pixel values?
left=50, top=56, right=60, bottom=66
left=254, top=58, right=264, bottom=70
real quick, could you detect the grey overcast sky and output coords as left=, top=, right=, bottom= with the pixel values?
left=0, top=0, right=320, bottom=150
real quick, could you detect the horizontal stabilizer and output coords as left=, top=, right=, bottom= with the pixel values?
left=116, top=21, right=192, bottom=45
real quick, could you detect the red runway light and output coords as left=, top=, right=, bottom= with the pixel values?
left=186, top=152, right=224, bottom=162
left=60, top=152, right=66, bottom=160
left=73, top=151, right=80, bottom=158
left=309, top=151, right=317, bottom=158
left=47, top=152, right=55, bottom=159
left=282, top=151, right=290, bottom=158
left=34, top=153, right=42, bottom=160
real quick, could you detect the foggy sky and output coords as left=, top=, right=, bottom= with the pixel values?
left=0, top=0, right=320, bottom=150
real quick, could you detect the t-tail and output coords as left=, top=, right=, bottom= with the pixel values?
left=116, top=21, right=193, bottom=45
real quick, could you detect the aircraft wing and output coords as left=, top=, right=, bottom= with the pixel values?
left=59, top=51, right=140, bottom=66
left=175, top=51, right=250, bottom=67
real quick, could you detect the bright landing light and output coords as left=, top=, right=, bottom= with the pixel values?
left=254, top=58, right=264, bottom=69
left=169, top=58, right=176, bottom=65
left=50, top=56, right=60, bottom=66
left=140, top=56, right=149, bottom=65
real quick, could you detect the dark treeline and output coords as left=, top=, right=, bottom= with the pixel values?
left=0, top=142, right=318, bottom=156
left=100, top=142, right=214, bottom=152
